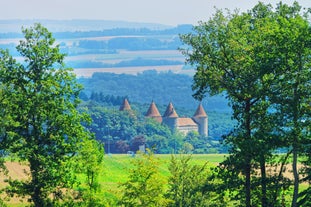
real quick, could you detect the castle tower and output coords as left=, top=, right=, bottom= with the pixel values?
left=162, top=102, right=179, bottom=132
left=145, top=100, right=162, bottom=123
left=192, top=103, right=208, bottom=137
left=119, top=98, right=131, bottom=111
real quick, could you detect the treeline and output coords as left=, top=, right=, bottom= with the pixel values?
left=77, top=36, right=181, bottom=51
left=0, top=24, right=192, bottom=39
left=55, top=24, right=192, bottom=39
left=78, top=70, right=231, bottom=112
left=80, top=97, right=230, bottom=154
left=67, top=58, right=183, bottom=68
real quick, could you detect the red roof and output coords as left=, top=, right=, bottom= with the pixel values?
left=193, top=103, right=207, bottom=117
left=119, top=98, right=131, bottom=111
left=163, top=102, right=179, bottom=118
left=145, top=101, right=161, bottom=117
left=177, top=118, right=197, bottom=127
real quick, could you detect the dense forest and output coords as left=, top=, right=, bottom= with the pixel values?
left=78, top=70, right=231, bottom=112
left=77, top=70, right=234, bottom=154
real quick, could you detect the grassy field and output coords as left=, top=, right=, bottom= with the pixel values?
left=100, top=153, right=225, bottom=184
left=2, top=154, right=307, bottom=206
left=0, top=154, right=225, bottom=206
left=94, top=153, right=227, bottom=205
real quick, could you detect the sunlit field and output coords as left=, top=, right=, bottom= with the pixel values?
left=0, top=154, right=225, bottom=206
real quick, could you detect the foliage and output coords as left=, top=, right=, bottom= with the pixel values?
left=74, top=139, right=105, bottom=206
left=260, top=3, right=311, bottom=206
left=0, top=24, right=93, bottom=206
left=119, top=150, right=169, bottom=207
left=166, top=154, right=222, bottom=207
left=180, top=2, right=311, bottom=207
left=78, top=70, right=231, bottom=112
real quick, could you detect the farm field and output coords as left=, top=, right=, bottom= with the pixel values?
left=0, top=154, right=225, bottom=206
left=0, top=154, right=309, bottom=206
left=73, top=65, right=188, bottom=77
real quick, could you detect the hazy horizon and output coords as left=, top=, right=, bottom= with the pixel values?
left=1, top=0, right=311, bottom=26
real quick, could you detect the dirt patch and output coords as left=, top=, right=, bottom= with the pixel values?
left=255, top=163, right=307, bottom=183
left=0, top=162, right=30, bottom=205
left=0, top=162, right=29, bottom=186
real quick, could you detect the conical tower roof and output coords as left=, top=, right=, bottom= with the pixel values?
left=145, top=101, right=161, bottom=117
left=193, top=103, right=207, bottom=117
left=119, top=98, right=131, bottom=111
left=163, top=102, right=178, bottom=118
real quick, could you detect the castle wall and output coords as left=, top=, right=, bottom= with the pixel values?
left=176, top=125, right=198, bottom=135
left=193, top=116, right=208, bottom=137
left=162, top=117, right=178, bottom=132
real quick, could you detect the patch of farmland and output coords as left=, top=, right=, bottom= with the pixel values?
left=74, top=65, right=185, bottom=77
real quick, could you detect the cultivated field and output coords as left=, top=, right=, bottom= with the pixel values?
left=73, top=65, right=186, bottom=77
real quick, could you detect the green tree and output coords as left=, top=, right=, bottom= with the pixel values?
left=180, top=7, right=269, bottom=207
left=166, top=155, right=219, bottom=207
left=119, top=150, right=168, bottom=207
left=260, top=3, right=311, bottom=206
left=0, top=24, right=92, bottom=206
left=75, top=139, right=105, bottom=206
left=179, top=2, right=311, bottom=206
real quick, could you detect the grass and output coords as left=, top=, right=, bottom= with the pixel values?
left=91, top=153, right=226, bottom=204
left=2, top=153, right=309, bottom=206
left=100, top=153, right=225, bottom=180
left=95, top=154, right=225, bottom=194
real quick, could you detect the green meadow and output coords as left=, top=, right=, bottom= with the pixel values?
left=2, top=153, right=308, bottom=206
left=100, top=153, right=225, bottom=182
left=96, top=154, right=226, bottom=200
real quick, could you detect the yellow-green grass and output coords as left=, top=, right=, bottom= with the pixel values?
left=85, top=154, right=225, bottom=197
left=2, top=154, right=309, bottom=206
left=100, top=153, right=225, bottom=182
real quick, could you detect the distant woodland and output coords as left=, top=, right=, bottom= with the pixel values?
left=78, top=71, right=234, bottom=154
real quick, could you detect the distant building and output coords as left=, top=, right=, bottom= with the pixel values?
left=120, top=98, right=208, bottom=137
left=146, top=101, right=208, bottom=137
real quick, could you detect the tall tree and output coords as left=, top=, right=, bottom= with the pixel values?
left=180, top=2, right=311, bottom=206
left=0, top=24, right=92, bottom=206
left=264, top=3, right=311, bottom=206
left=180, top=6, right=269, bottom=207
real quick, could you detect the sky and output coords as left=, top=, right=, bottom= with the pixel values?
left=1, top=0, right=311, bottom=26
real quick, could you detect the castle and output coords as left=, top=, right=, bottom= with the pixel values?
left=120, top=99, right=208, bottom=137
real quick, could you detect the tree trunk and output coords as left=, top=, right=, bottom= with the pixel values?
left=32, top=187, right=44, bottom=207
left=245, top=99, right=252, bottom=207
left=291, top=146, right=299, bottom=207
left=245, top=162, right=251, bottom=207
left=29, top=157, right=45, bottom=207
left=260, top=156, right=268, bottom=207
left=291, top=77, right=300, bottom=207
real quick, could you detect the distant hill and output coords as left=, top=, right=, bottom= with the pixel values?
left=78, top=70, right=231, bottom=113
left=1, top=22, right=193, bottom=76
left=0, top=19, right=172, bottom=33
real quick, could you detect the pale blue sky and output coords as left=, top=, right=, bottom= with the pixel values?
left=1, top=0, right=311, bottom=26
